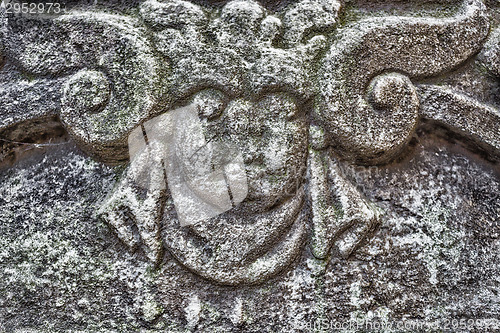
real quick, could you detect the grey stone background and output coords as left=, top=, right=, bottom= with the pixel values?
left=0, top=0, right=499, bottom=332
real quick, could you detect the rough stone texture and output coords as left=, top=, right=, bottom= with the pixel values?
left=0, top=0, right=499, bottom=331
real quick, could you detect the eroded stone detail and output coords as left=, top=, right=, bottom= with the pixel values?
left=418, top=85, right=500, bottom=159
left=314, top=0, right=489, bottom=165
left=1, top=11, right=163, bottom=162
left=480, top=26, right=500, bottom=77
left=0, top=0, right=498, bottom=287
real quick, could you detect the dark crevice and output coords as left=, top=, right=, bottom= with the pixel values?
left=0, top=116, right=70, bottom=169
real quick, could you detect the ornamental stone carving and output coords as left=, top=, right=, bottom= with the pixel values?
left=1, top=0, right=499, bottom=330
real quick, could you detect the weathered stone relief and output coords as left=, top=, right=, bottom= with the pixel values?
left=0, top=0, right=498, bottom=291
left=314, top=0, right=489, bottom=165
left=1, top=11, right=164, bottom=162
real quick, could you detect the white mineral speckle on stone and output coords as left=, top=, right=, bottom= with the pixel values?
left=185, top=294, right=201, bottom=328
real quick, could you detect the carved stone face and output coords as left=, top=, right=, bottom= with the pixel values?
left=157, top=91, right=309, bottom=284
left=199, top=93, right=308, bottom=211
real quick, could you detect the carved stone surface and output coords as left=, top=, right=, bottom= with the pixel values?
left=0, top=0, right=499, bottom=331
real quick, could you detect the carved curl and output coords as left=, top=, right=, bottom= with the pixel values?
left=315, top=0, right=489, bottom=165
left=1, top=12, right=163, bottom=163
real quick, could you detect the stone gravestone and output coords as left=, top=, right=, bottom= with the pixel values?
left=0, top=0, right=499, bottom=331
